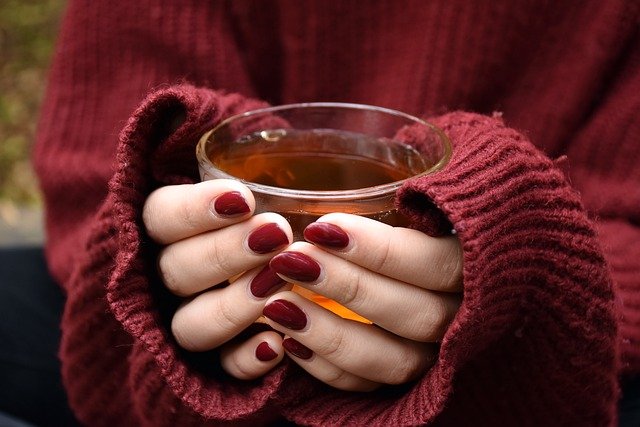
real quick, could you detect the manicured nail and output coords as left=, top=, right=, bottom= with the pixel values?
left=304, top=222, right=349, bottom=249
left=263, top=299, right=307, bottom=330
left=213, top=191, right=250, bottom=217
left=283, top=338, right=313, bottom=360
left=269, top=251, right=321, bottom=282
left=247, top=223, right=289, bottom=254
left=255, top=341, right=278, bottom=361
left=250, top=265, right=286, bottom=298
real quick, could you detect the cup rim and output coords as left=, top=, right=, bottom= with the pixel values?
left=196, top=102, right=451, bottom=200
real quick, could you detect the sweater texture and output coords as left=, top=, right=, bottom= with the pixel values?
left=33, top=1, right=639, bottom=425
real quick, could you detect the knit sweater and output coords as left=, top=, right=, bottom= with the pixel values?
left=33, top=1, right=639, bottom=426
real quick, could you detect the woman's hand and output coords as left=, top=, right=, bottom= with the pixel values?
left=262, top=213, right=463, bottom=391
left=142, top=179, right=294, bottom=379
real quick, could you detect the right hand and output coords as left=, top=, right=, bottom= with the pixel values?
left=142, top=179, right=293, bottom=379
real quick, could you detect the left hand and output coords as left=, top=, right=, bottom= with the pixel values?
left=261, top=213, right=463, bottom=391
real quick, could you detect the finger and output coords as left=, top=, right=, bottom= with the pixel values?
left=143, top=179, right=255, bottom=245
left=171, top=264, right=292, bottom=351
left=220, top=331, right=285, bottom=380
left=269, top=242, right=460, bottom=342
left=282, top=337, right=380, bottom=392
left=303, top=213, right=463, bottom=292
left=159, top=213, right=292, bottom=296
left=262, top=292, right=437, bottom=384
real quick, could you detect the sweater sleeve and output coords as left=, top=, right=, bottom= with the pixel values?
left=55, top=85, right=290, bottom=426
left=279, top=112, right=619, bottom=426
left=565, top=31, right=640, bottom=375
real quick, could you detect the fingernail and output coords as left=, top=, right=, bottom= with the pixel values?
left=247, top=223, right=289, bottom=254
left=255, top=341, right=278, bottom=361
left=269, top=251, right=321, bottom=282
left=263, top=299, right=307, bottom=330
left=283, top=338, right=313, bottom=360
left=250, top=265, right=286, bottom=298
left=213, top=191, right=250, bottom=217
left=304, top=222, right=349, bottom=249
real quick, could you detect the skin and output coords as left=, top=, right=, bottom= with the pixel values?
left=143, top=179, right=463, bottom=391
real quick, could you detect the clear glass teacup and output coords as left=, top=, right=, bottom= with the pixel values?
left=196, top=102, right=451, bottom=321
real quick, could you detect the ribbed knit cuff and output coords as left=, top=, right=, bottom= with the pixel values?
left=99, top=85, right=285, bottom=424
left=280, top=112, right=619, bottom=426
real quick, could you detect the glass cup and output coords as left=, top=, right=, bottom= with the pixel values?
left=196, top=102, right=451, bottom=322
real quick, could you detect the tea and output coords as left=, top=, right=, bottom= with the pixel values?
left=211, top=129, right=423, bottom=189
left=213, top=129, right=420, bottom=190
left=210, top=129, right=424, bottom=232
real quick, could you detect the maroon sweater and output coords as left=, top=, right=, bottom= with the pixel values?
left=34, top=1, right=639, bottom=426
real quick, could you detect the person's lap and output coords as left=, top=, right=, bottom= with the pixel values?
left=0, top=246, right=638, bottom=426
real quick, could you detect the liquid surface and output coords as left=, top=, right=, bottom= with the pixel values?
left=211, top=129, right=425, bottom=190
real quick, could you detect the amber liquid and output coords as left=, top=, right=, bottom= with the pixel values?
left=214, top=129, right=420, bottom=190
left=211, top=129, right=426, bottom=322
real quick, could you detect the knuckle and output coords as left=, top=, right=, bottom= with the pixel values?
left=220, top=345, right=255, bottom=380
left=205, top=240, right=235, bottom=279
left=367, top=233, right=394, bottom=273
left=339, top=269, right=367, bottom=309
left=414, top=297, right=452, bottom=342
left=180, top=199, right=200, bottom=232
left=171, top=312, right=198, bottom=351
left=385, top=348, right=428, bottom=384
left=317, top=328, right=347, bottom=359
left=142, top=200, right=163, bottom=241
left=228, top=353, right=256, bottom=380
left=158, top=250, right=187, bottom=296
left=322, top=367, right=354, bottom=389
left=435, top=239, right=463, bottom=291
left=212, top=295, right=242, bottom=335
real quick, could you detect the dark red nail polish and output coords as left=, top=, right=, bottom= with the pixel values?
left=283, top=338, right=313, bottom=360
left=247, top=223, right=289, bottom=254
left=263, top=299, right=307, bottom=330
left=255, top=341, right=278, bottom=361
left=304, top=222, right=349, bottom=249
left=250, top=265, right=286, bottom=298
left=213, top=191, right=250, bottom=217
left=269, top=251, right=321, bottom=282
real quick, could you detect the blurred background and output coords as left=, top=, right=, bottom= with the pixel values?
left=0, top=0, right=66, bottom=246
